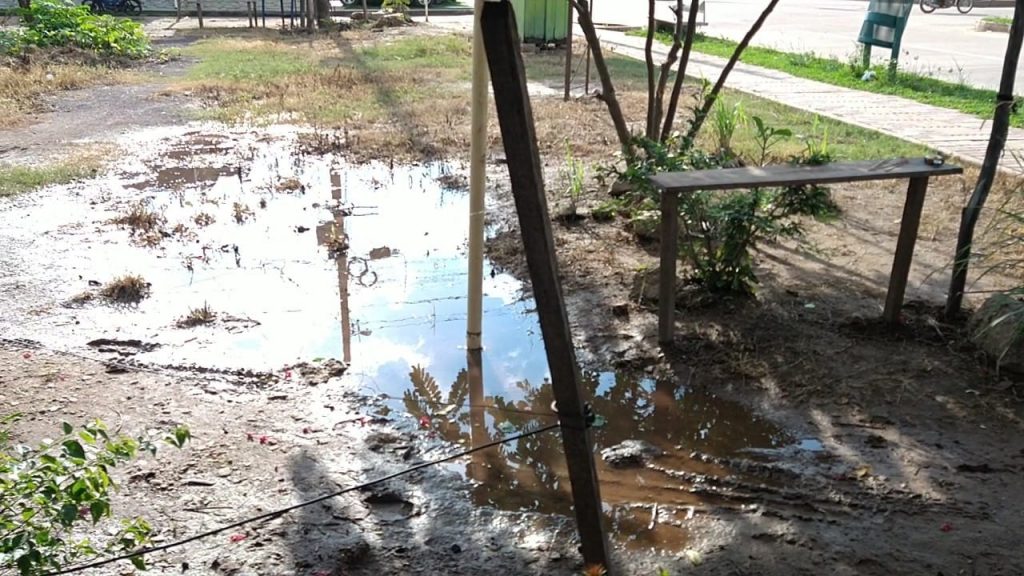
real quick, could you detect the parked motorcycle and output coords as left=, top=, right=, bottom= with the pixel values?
left=919, top=0, right=973, bottom=14
left=82, top=0, right=142, bottom=15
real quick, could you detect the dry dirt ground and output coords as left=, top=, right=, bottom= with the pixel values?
left=2, top=21, right=1024, bottom=576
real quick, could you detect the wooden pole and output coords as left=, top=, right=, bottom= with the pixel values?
left=563, top=0, right=572, bottom=101
left=289, top=0, right=295, bottom=28
left=946, top=0, right=1024, bottom=318
left=196, top=1, right=203, bottom=29
left=262, top=0, right=266, bottom=27
left=658, top=190, right=678, bottom=343
left=467, top=0, right=489, bottom=352
left=424, top=0, right=429, bottom=22
left=883, top=176, right=928, bottom=324
left=481, top=2, right=611, bottom=571
left=175, top=0, right=181, bottom=21
left=280, top=0, right=285, bottom=27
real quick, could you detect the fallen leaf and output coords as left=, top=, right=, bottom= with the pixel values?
left=418, top=415, right=431, bottom=429
left=259, top=435, right=269, bottom=445
left=854, top=465, right=872, bottom=479
left=21, top=352, right=31, bottom=359
left=229, top=534, right=247, bottom=543
left=940, top=522, right=953, bottom=533
left=246, top=432, right=254, bottom=442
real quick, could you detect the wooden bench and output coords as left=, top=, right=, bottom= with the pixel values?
left=648, top=158, right=963, bottom=343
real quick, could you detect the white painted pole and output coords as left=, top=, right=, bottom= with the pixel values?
left=467, top=0, right=488, bottom=351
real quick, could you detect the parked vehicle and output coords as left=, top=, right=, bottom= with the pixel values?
left=82, top=0, right=142, bottom=14
left=919, top=0, right=973, bottom=14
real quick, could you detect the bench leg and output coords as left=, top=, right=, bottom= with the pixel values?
left=658, top=191, right=679, bottom=344
left=883, top=176, right=929, bottom=324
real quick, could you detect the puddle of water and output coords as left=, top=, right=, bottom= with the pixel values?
left=0, top=124, right=797, bottom=554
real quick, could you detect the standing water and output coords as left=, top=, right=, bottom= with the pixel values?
left=0, top=126, right=806, bottom=552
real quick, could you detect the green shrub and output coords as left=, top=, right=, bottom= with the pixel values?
left=6, top=0, right=150, bottom=58
left=610, top=119, right=838, bottom=296
left=0, top=416, right=189, bottom=575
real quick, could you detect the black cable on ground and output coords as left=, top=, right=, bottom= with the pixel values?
left=42, top=423, right=561, bottom=576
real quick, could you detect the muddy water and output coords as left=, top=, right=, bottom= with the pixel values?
left=0, top=125, right=812, bottom=553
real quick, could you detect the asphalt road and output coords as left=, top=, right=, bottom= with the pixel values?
left=589, top=0, right=1021, bottom=90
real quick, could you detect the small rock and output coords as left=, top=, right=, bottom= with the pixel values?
left=215, top=467, right=232, bottom=478
left=450, top=544, right=462, bottom=554
left=969, top=294, right=1024, bottom=374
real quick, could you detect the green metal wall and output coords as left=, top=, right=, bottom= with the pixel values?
left=509, top=0, right=567, bottom=44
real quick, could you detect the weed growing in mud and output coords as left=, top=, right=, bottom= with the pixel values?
left=276, top=178, right=303, bottom=193
left=111, top=201, right=166, bottom=235
left=232, top=202, right=254, bottom=224
left=177, top=303, right=216, bottom=328
left=101, top=274, right=150, bottom=304
left=0, top=417, right=189, bottom=574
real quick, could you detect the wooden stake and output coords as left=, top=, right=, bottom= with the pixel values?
left=196, top=1, right=203, bottom=29
left=481, top=1, right=611, bottom=571
left=658, top=190, right=678, bottom=344
left=564, top=0, right=572, bottom=101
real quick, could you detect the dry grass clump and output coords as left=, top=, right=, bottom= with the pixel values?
left=176, top=303, right=216, bottom=328
left=100, top=274, right=150, bottom=304
left=111, top=201, right=166, bottom=235
left=0, top=59, right=132, bottom=128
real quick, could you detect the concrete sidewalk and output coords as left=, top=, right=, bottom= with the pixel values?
left=592, top=29, right=1024, bottom=173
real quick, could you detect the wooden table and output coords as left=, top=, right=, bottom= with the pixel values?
left=648, top=157, right=963, bottom=344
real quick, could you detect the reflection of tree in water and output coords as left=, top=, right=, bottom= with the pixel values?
left=400, top=364, right=788, bottom=515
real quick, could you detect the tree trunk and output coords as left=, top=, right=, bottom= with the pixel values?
left=660, top=0, right=701, bottom=142
left=945, top=0, right=1024, bottom=318
left=362, top=0, right=367, bottom=20
left=685, top=0, right=780, bottom=143
left=644, top=0, right=658, bottom=140
left=570, top=0, right=633, bottom=152
left=315, top=0, right=331, bottom=28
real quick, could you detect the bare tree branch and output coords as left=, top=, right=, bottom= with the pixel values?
left=685, top=0, right=781, bottom=143
left=660, top=0, right=702, bottom=142
left=645, top=0, right=658, bottom=140
left=651, top=0, right=684, bottom=140
left=570, top=0, right=633, bottom=151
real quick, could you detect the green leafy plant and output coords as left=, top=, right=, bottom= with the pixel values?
left=750, top=115, right=792, bottom=166
left=5, top=0, right=150, bottom=58
left=711, top=100, right=746, bottom=157
left=798, top=115, right=833, bottom=165
left=0, top=417, right=189, bottom=575
left=561, top=141, right=587, bottom=217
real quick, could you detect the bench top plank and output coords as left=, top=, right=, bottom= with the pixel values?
left=649, top=158, right=962, bottom=194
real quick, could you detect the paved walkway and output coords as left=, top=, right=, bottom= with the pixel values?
left=591, top=29, right=1024, bottom=173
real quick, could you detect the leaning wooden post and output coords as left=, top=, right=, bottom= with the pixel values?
left=883, top=176, right=928, bottom=324
left=196, top=1, right=204, bottom=28
left=481, top=1, right=611, bottom=571
left=657, top=188, right=679, bottom=344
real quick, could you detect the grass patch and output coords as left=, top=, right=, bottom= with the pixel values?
left=632, top=29, right=1022, bottom=128
left=982, top=16, right=1012, bottom=26
left=101, top=274, right=150, bottom=304
left=0, top=153, right=105, bottom=197
left=172, top=29, right=924, bottom=162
